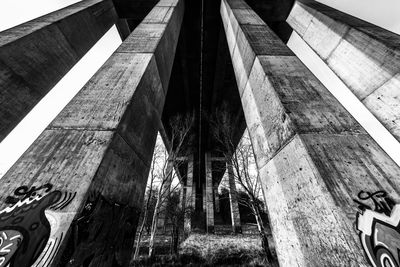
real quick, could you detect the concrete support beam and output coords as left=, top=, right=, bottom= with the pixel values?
left=227, top=162, right=242, bottom=234
left=0, top=0, right=119, bottom=141
left=202, top=186, right=206, bottom=211
left=221, top=0, right=400, bottom=265
left=210, top=157, right=226, bottom=161
left=184, top=155, right=195, bottom=234
left=205, top=152, right=215, bottom=233
left=214, top=183, right=220, bottom=213
left=287, top=0, right=400, bottom=141
left=116, top=18, right=131, bottom=40
left=157, top=160, right=174, bottom=229
left=0, top=0, right=183, bottom=266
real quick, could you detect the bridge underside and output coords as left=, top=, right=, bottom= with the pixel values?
left=1, top=0, right=400, bottom=266
left=158, top=0, right=294, bottom=210
left=108, top=0, right=295, bottom=220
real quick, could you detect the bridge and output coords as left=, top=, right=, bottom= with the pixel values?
left=0, top=0, right=400, bottom=266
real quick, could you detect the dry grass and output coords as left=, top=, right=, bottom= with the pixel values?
left=131, top=233, right=274, bottom=266
left=179, top=233, right=270, bottom=266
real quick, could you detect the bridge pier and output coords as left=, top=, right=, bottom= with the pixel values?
left=0, top=0, right=183, bottom=266
left=205, top=152, right=215, bottom=233
left=221, top=0, right=400, bottom=265
left=288, top=0, right=400, bottom=142
left=0, top=0, right=120, bottom=142
left=184, top=155, right=195, bottom=234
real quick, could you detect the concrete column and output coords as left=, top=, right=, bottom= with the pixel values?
left=205, top=152, right=214, bottom=233
left=184, top=155, right=195, bottom=233
left=213, top=183, right=220, bottom=213
left=227, top=162, right=242, bottom=234
left=202, top=186, right=206, bottom=211
left=116, top=18, right=131, bottom=40
left=157, top=159, right=174, bottom=229
left=0, top=1, right=183, bottom=266
left=221, top=0, right=400, bottom=265
left=287, top=0, right=400, bottom=142
left=0, top=0, right=119, bottom=141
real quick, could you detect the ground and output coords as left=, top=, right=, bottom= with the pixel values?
left=131, top=224, right=278, bottom=266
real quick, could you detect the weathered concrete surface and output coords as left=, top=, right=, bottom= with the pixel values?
left=227, top=162, right=242, bottom=234
left=287, top=0, right=400, bottom=142
left=205, top=152, right=215, bottom=233
left=0, top=0, right=118, bottom=141
left=0, top=0, right=183, bottom=266
left=221, top=0, right=400, bottom=265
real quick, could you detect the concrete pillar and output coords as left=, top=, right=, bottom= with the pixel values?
left=205, top=152, right=214, bottom=233
left=116, top=18, right=131, bottom=40
left=157, top=159, right=174, bottom=229
left=202, top=186, right=206, bottom=211
left=227, top=162, right=242, bottom=234
left=0, top=1, right=183, bottom=266
left=287, top=0, right=400, bottom=142
left=221, top=0, right=400, bottom=265
left=214, top=183, right=220, bottom=213
left=184, top=155, right=195, bottom=233
left=0, top=0, right=119, bottom=141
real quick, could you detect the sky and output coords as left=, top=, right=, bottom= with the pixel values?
left=318, top=0, right=400, bottom=34
left=0, top=0, right=399, bottom=177
left=0, top=0, right=82, bottom=32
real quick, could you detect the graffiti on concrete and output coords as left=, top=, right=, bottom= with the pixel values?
left=355, top=190, right=400, bottom=267
left=0, top=230, right=23, bottom=267
left=0, top=184, right=76, bottom=267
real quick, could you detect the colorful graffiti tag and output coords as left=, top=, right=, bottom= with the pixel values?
left=0, top=184, right=75, bottom=267
left=355, top=190, right=400, bottom=267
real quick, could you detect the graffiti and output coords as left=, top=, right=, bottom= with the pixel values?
left=0, top=230, right=23, bottom=266
left=354, top=190, right=395, bottom=216
left=4, top=184, right=53, bottom=205
left=0, top=184, right=76, bottom=267
left=355, top=190, right=400, bottom=267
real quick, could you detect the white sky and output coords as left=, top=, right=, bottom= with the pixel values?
left=0, top=0, right=399, bottom=178
left=0, top=0, right=82, bottom=32
left=318, top=0, right=400, bottom=34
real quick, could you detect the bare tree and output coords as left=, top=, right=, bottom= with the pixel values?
left=131, top=136, right=164, bottom=262
left=148, top=113, right=194, bottom=258
left=211, top=108, right=274, bottom=262
left=164, top=183, right=196, bottom=255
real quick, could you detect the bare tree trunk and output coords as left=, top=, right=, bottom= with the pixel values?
left=170, top=222, right=179, bottom=255
left=148, top=194, right=162, bottom=258
left=252, top=203, right=273, bottom=261
left=173, top=226, right=179, bottom=254
left=132, top=206, right=148, bottom=261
